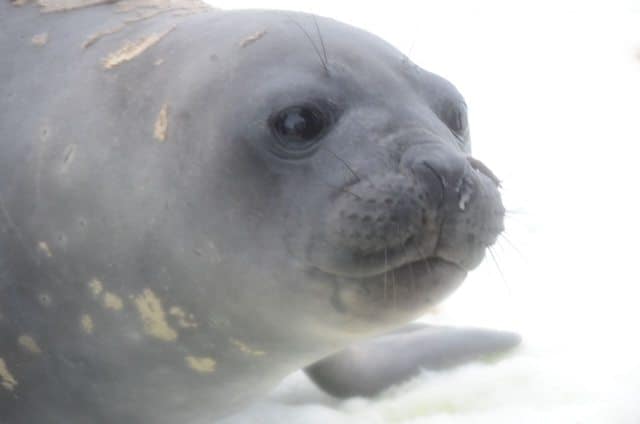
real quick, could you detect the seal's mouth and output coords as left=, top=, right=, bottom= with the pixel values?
left=379, top=255, right=464, bottom=282
left=312, top=253, right=461, bottom=283
left=309, top=253, right=468, bottom=317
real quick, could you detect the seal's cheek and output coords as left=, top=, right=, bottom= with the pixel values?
left=324, top=173, right=440, bottom=258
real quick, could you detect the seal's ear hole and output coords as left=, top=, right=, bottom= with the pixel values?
left=268, top=102, right=334, bottom=159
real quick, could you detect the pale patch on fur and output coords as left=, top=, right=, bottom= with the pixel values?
left=132, top=289, right=177, bottom=341
left=240, top=30, right=267, bottom=48
left=37, top=241, right=53, bottom=258
left=34, top=124, right=51, bottom=204
left=169, top=306, right=198, bottom=328
left=31, top=33, right=49, bottom=46
left=37, top=0, right=210, bottom=15
left=32, top=0, right=212, bottom=50
left=88, top=278, right=104, bottom=298
left=38, top=0, right=113, bottom=13
left=102, top=26, right=175, bottom=69
left=154, top=103, right=169, bottom=141
left=18, top=335, right=42, bottom=354
left=103, top=292, right=124, bottom=311
left=87, top=278, right=125, bottom=311
left=230, top=338, right=266, bottom=356
left=83, top=24, right=126, bottom=48
left=12, top=0, right=31, bottom=6
left=185, top=356, right=216, bottom=373
left=115, top=0, right=209, bottom=13
left=0, top=359, right=18, bottom=391
left=80, top=314, right=94, bottom=334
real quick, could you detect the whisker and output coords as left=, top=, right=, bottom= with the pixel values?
left=392, top=223, right=400, bottom=308
left=488, top=246, right=510, bottom=294
left=308, top=179, right=362, bottom=200
left=334, top=186, right=362, bottom=200
left=413, top=241, right=434, bottom=278
left=384, top=247, right=388, bottom=302
left=285, top=14, right=329, bottom=75
left=413, top=242, right=426, bottom=259
left=504, top=208, right=528, bottom=216
left=392, top=264, right=397, bottom=309
left=499, top=232, right=525, bottom=258
left=321, top=146, right=362, bottom=183
left=399, top=228, right=417, bottom=297
left=408, top=259, right=416, bottom=296
left=401, top=39, right=417, bottom=66
left=312, top=16, right=329, bottom=75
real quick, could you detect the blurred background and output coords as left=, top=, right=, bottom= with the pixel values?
left=203, top=1, right=640, bottom=422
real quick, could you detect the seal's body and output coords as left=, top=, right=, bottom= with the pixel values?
left=0, top=2, right=513, bottom=422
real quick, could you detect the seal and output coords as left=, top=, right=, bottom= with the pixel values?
left=0, top=1, right=515, bottom=422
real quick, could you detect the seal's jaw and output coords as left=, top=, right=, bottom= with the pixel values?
left=316, top=256, right=467, bottom=322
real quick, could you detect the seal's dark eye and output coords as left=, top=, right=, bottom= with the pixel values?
left=275, top=106, right=325, bottom=140
left=269, top=104, right=330, bottom=158
left=450, top=108, right=467, bottom=135
left=442, top=102, right=469, bottom=143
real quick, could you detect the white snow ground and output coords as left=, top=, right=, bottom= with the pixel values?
left=206, top=1, right=640, bottom=422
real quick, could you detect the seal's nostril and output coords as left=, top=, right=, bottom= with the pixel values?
left=419, top=162, right=446, bottom=208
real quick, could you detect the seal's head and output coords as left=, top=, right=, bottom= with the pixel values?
left=181, top=11, right=504, bottom=333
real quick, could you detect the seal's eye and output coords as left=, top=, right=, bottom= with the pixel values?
left=269, top=104, right=330, bottom=158
left=275, top=106, right=325, bottom=141
left=442, top=102, right=469, bottom=143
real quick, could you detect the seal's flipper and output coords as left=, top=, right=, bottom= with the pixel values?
left=305, top=325, right=521, bottom=398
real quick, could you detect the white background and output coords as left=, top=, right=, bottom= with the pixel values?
left=204, top=1, right=640, bottom=422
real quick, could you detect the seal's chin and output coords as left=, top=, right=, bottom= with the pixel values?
left=313, top=255, right=468, bottom=319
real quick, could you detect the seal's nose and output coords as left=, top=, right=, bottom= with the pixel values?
left=315, top=138, right=505, bottom=276
left=400, top=143, right=469, bottom=207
